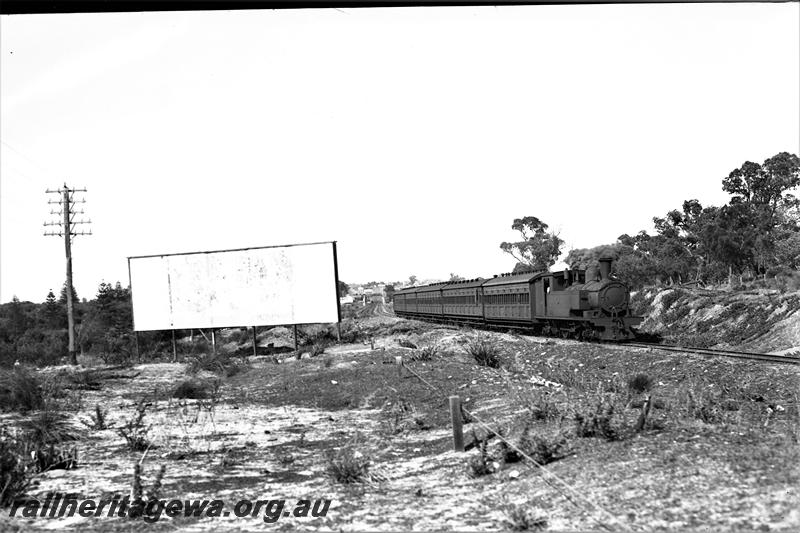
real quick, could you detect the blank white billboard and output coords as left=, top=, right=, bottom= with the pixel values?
left=128, top=242, right=340, bottom=331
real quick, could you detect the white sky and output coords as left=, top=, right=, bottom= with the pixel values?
left=1, top=4, right=799, bottom=303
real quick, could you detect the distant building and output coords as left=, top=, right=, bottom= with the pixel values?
left=339, top=295, right=354, bottom=305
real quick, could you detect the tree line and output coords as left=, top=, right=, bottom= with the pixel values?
left=500, top=152, right=800, bottom=289
left=0, top=281, right=146, bottom=366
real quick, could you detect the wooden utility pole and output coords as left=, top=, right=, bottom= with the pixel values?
left=45, top=184, right=91, bottom=365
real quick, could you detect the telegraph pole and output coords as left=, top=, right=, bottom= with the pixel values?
left=44, top=184, right=91, bottom=365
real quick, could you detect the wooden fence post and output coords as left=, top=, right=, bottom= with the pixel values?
left=635, top=395, right=652, bottom=432
left=449, top=396, right=465, bottom=452
left=252, top=326, right=257, bottom=357
left=395, top=356, right=403, bottom=377
left=171, top=330, right=177, bottom=362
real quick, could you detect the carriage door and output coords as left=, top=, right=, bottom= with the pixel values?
left=535, top=279, right=550, bottom=316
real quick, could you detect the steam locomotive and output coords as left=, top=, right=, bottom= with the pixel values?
left=393, top=257, right=642, bottom=341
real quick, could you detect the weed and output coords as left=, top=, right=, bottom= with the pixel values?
left=21, top=407, right=78, bottom=447
left=118, top=399, right=152, bottom=452
left=325, top=435, right=373, bottom=484
left=63, top=369, right=102, bottom=390
left=0, top=368, right=44, bottom=412
left=0, top=430, right=32, bottom=507
left=574, top=394, right=625, bottom=441
left=81, top=404, right=110, bottom=430
left=499, top=422, right=571, bottom=466
left=310, top=342, right=328, bottom=357
left=388, top=322, right=424, bottom=335
left=466, top=337, right=501, bottom=368
left=32, top=444, right=78, bottom=472
left=382, top=398, right=430, bottom=435
left=466, top=437, right=498, bottom=477
left=187, top=352, right=245, bottom=377
left=501, top=503, right=549, bottom=531
left=523, top=390, right=563, bottom=422
left=275, top=449, right=295, bottom=466
left=685, top=388, right=725, bottom=424
left=18, top=406, right=79, bottom=473
left=410, top=344, right=438, bottom=362
left=627, top=373, right=654, bottom=394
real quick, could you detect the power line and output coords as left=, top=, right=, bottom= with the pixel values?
left=1, top=140, right=59, bottom=179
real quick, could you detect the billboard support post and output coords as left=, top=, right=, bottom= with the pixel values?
left=134, top=332, right=140, bottom=362
left=252, top=326, right=257, bottom=358
left=332, top=241, right=342, bottom=343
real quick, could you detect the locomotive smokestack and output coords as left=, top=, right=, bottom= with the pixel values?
left=598, top=257, right=612, bottom=281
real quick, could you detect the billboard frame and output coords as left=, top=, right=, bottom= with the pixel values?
left=126, top=240, right=342, bottom=332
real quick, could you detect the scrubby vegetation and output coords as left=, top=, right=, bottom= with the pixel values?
left=0, top=430, right=32, bottom=507
left=0, top=367, right=45, bottom=412
left=501, top=503, right=548, bottom=532
left=117, top=399, right=151, bottom=452
left=325, top=435, right=373, bottom=484
left=466, top=336, right=502, bottom=368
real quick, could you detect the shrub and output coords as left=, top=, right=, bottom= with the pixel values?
left=522, top=431, right=570, bottom=466
left=32, top=444, right=78, bottom=472
left=501, top=424, right=570, bottom=466
left=659, top=289, right=685, bottom=311
left=13, top=329, right=68, bottom=366
left=325, top=440, right=372, bottom=484
left=338, top=320, right=364, bottom=343
left=627, top=373, right=653, bottom=394
left=398, top=338, right=418, bottom=349
left=19, top=406, right=79, bottom=473
left=0, top=367, right=44, bottom=412
left=310, top=342, right=328, bottom=357
left=118, top=399, right=151, bottom=451
left=466, top=438, right=498, bottom=477
left=410, top=344, right=438, bottom=362
left=466, top=337, right=501, bottom=368
left=522, top=390, right=562, bottom=422
left=171, top=379, right=210, bottom=400
left=187, top=352, right=245, bottom=377
left=64, top=369, right=102, bottom=390
left=501, top=504, right=548, bottom=531
left=21, top=407, right=78, bottom=446
left=574, top=394, right=625, bottom=441
left=685, top=388, right=725, bottom=424
left=0, top=430, right=32, bottom=507
left=388, top=322, right=426, bottom=335
left=81, top=404, right=110, bottom=430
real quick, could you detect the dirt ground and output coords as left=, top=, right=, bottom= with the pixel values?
left=2, top=308, right=799, bottom=532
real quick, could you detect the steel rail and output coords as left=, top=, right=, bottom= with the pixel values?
left=624, top=342, right=800, bottom=365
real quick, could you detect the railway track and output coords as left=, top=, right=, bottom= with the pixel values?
left=380, top=304, right=800, bottom=365
left=617, top=342, right=800, bottom=365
